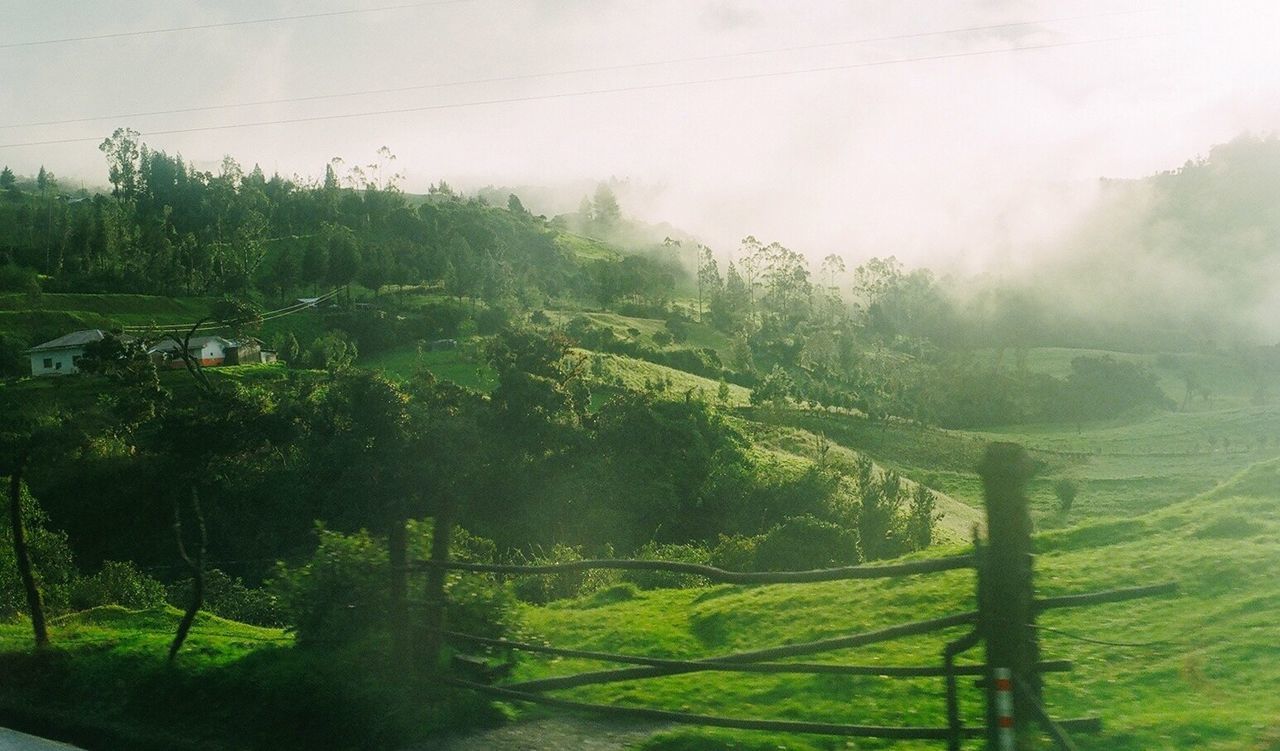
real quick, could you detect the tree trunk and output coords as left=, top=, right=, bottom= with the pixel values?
left=8, top=452, right=49, bottom=649
left=168, top=488, right=207, bottom=664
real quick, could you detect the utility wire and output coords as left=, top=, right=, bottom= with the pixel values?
left=0, top=30, right=1175, bottom=151
left=0, top=7, right=1162, bottom=130
left=122, top=289, right=341, bottom=333
left=0, top=0, right=475, bottom=50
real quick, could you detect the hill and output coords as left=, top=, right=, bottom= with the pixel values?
left=505, top=458, right=1280, bottom=750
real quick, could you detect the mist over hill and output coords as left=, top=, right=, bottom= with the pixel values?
left=988, top=134, right=1280, bottom=346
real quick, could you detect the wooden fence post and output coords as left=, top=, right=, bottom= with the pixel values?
left=976, top=442, right=1039, bottom=749
left=422, top=502, right=454, bottom=673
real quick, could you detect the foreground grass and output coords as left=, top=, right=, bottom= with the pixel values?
left=0, top=606, right=497, bottom=750
left=498, top=460, right=1280, bottom=750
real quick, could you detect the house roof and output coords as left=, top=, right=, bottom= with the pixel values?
left=27, top=329, right=107, bottom=353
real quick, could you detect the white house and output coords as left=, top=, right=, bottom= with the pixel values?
left=26, top=329, right=108, bottom=376
left=148, top=335, right=276, bottom=368
left=149, top=335, right=234, bottom=368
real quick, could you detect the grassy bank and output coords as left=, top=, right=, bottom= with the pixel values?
left=0, top=607, right=499, bottom=751
left=490, top=460, right=1280, bottom=750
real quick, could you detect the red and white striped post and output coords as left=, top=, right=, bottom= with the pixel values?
left=994, top=667, right=1015, bottom=750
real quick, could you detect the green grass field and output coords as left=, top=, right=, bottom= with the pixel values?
left=362, top=344, right=498, bottom=391
left=557, top=233, right=623, bottom=263
left=501, top=459, right=1280, bottom=750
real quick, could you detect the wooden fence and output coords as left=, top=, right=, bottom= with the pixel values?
left=409, top=442, right=1176, bottom=749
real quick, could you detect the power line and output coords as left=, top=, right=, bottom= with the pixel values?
left=0, top=0, right=475, bottom=50
left=123, top=289, right=341, bottom=333
left=0, top=7, right=1162, bottom=131
left=0, top=30, right=1174, bottom=151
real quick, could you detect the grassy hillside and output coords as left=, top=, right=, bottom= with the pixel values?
left=0, top=607, right=494, bottom=751
left=502, top=459, right=1280, bottom=750
left=362, top=344, right=497, bottom=391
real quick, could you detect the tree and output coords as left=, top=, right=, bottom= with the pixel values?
left=820, top=253, right=845, bottom=293
left=99, top=128, right=142, bottom=200
left=592, top=184, right=621, bottom=231
left=749, top=366, right=793, bottom=409
left=325, top=224, right=361, bottom=301
left=0, top=167, right=14, bottom=192
left=5, top=448, right=49, bottom=648
left=696, top=244, right=721, bottom=323
left=1053, top=478, right=1078, bottom=514
left=905, top=484, right=939, bottom=551
left=302, top=237, right=329, bottom=295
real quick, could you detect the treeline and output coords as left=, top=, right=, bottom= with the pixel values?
left=682, top=241, right=1181, bottom=426
left=0, top=130, right=684, bottom=309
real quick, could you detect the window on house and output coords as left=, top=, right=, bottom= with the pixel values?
left=54, top=361, right=62, bottom=369
left=43, top=358, right=53, bottom=368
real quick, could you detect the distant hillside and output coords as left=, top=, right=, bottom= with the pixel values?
left=1045, top=134, right=1280, bottom=342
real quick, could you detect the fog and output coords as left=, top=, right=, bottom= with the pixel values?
left=3, top=0, right=1280, bottom=323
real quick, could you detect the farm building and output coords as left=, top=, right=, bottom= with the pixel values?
left=26, top=328, right=108, bottom=376
left=148, top=336, right=276, bottom=368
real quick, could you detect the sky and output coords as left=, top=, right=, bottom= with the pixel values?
left=3, top=0, right=1280, bottom=269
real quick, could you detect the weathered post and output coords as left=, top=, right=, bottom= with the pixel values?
left=976, top=442, right=1039, bottom=749
left=421, top=501, right=455, bottom=673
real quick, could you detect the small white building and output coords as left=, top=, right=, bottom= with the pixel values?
left=149, top=335, right=234, bottom=368
left=26, top=329, right=108, bottom=376
left=148, top=335, right=276, bottom=368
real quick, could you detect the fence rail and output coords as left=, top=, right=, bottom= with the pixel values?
left=443, top=628, right=1075, bottom=678
left=411, top=552, right=975, bottom=584
left=409, top=442, right=1178, bottom=748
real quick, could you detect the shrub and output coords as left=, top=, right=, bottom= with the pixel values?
left=0, top=482, right=75, bottom=616
left=69, top=560, right=166, bottom=611
left=0, top=263, right=40, bottom=295
left=753, top=516, right=858, bottom=571
left=168, top=568, right=283, bottom=627
left=270, top=525, right=388, bottom=646
left=270, top=521, right=516, bottom=646
left=510, top=543, right=617, bottom=604
left=620, top=541, right=710, bottom=590
left=708, top=534, right=763, bottom=571
left=1053, top=478, right=1079, bottom=514
left=0, top=333, right=28, bottom=377
left=905, top=484, right=940, bottom=551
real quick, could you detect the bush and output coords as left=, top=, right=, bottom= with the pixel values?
left=1, top=481, right=75, bottom=616
left=0, top=263, right=40, bottom=295
left=708, top=534, right=763, bottom=571
left=69, top=561, right=166, bottom=611
left=620, top=541, right=710, bottom=590
left=753, top=516, right=858, bottom=571
left=271, top=521, right=516, bottom=646
left=510, top=543, right=618, bottom=604
left=905, top=484, right=940, bottom=551
left=168, top=568, right=283, bottom=627
left=0, top=333, right=28, bottom=377
left=1053, top=478, right=1079, bottom=514
left=475, top=305, right=512, bottom=335
left=270, top=526, right=388, bottom=646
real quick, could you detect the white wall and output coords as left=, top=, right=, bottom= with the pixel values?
left=29, top=348, right=81, bottom=376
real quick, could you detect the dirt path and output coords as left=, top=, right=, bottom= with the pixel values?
left=413, top=717, right=669, bottom=751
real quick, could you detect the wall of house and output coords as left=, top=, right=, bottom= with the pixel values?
left=198, top=340, right=227, bottom=366
left=29, top=348, right=81, bottom=376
